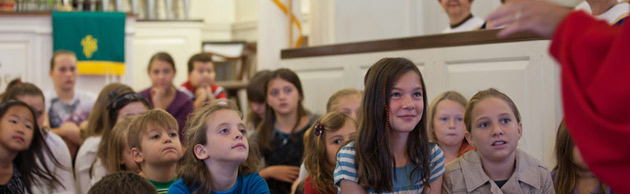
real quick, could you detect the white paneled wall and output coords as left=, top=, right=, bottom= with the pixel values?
left=308, top=0, right=585, bottom=45
left=131, top=21, right=202, bottom=91
left=280, top=40, right=562, bottom=167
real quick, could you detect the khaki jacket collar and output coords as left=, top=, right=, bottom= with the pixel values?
left=460, top=149, right=542, bottom=193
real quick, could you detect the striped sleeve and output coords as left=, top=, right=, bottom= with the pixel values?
left=334, top=142, right=358, bottom=187
left=428, top=144, right=445, bottom=183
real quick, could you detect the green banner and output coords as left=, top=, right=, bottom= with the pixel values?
left=52, top=11, right=125, bottom=75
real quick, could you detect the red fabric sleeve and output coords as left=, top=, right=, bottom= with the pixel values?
left=211, top=84, right=228, bottom=99
left=216, top=91, right=227, bottom=99
left=550, top=11, right=630, bottom=193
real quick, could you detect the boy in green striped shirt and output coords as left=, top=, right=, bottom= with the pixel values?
left=127, top=110, right=184, bottom=194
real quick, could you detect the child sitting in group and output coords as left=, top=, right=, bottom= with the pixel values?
left=427, top=91, right=474, bottom=164
left=94, top=116, right=141, bottom=178
left=334, top=58, right=444, bottom=193
left=299, top=111, right=356, bottom=194
left=88, top=171, right=157, bottom=194
left=245, top=70, right=272, bottom=135
left=179, top=53, right=227, bottom=109
left=76, top=84, right=151, bottom=194
left=291, top=88, right=362, bottom=193
left=0, top=79, right=74, bottom=193
left=553, top=120, right=613, bottom=194
left=127, top=109, right=184, bottom=194
left=168, top=101, right=269, bottom=194
left=0, top=100, right=61, bottom=193
left=253, top=68, right=319, bottom=194
left=441, top=88, right=554, bottom=193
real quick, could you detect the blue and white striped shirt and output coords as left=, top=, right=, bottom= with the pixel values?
left=334, top=142, right=445, bottom=194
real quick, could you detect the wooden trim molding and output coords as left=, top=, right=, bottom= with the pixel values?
left=281, top=29, right=545, bottom=59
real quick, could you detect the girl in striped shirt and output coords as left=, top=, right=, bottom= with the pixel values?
left=334, top=58, right=445, bottom=194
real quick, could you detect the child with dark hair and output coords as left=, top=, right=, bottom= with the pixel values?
left=553, top=121, right=613, bottom=194
left=245, top=70, right=272, bottom=136
left=0, top=100, right=62, bottom=193
left=0, top=79, right=74, bottom=193
left=251, top=68, right=319, bottom=194
left=88, top=171, right=157, bottom=194
left=334, top=58, right=444, bottom=193
left=179, top=53, right=227, bottom=109
left=140, top=52, right=194, bottom=140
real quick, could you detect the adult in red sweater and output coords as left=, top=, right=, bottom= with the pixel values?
left=487, top=1, right=630, bottom=193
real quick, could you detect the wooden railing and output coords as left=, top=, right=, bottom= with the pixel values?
left=281, top=29, right=545, bottom=59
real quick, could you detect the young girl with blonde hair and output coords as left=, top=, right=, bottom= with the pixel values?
left=427, top=91, right=474, bottom=164
left=441, top=88, right=554, bottom=193
left=94, top=116, right=140, bottom=176
left=168, top=101, right=268, bottom=194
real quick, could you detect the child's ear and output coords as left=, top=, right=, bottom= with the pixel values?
left=131, top=147, right=144, bottom=163
left=465, top=131, right=474, bottom=147
left=517, top=122, right=523, bottom=139
left=194, top=144, right=209, bottom=160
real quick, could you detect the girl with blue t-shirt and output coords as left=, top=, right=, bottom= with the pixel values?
left=334, top=58, right=445, bottom=194
left=168, top=101, right=269, bottom=194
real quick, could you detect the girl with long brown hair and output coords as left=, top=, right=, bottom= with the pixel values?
left=334, top=58, right=444, bottom=193
left=553, top=121, right=612, bottom=194
left=140, top=52, right=194, bottom=142
left=251, top=68, right=319, bottom=194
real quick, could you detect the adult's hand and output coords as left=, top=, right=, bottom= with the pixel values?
left=487, top=0, right=572, bottom=38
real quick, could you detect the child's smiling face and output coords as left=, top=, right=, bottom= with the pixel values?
left=388, top=71, right=425, bottom=134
